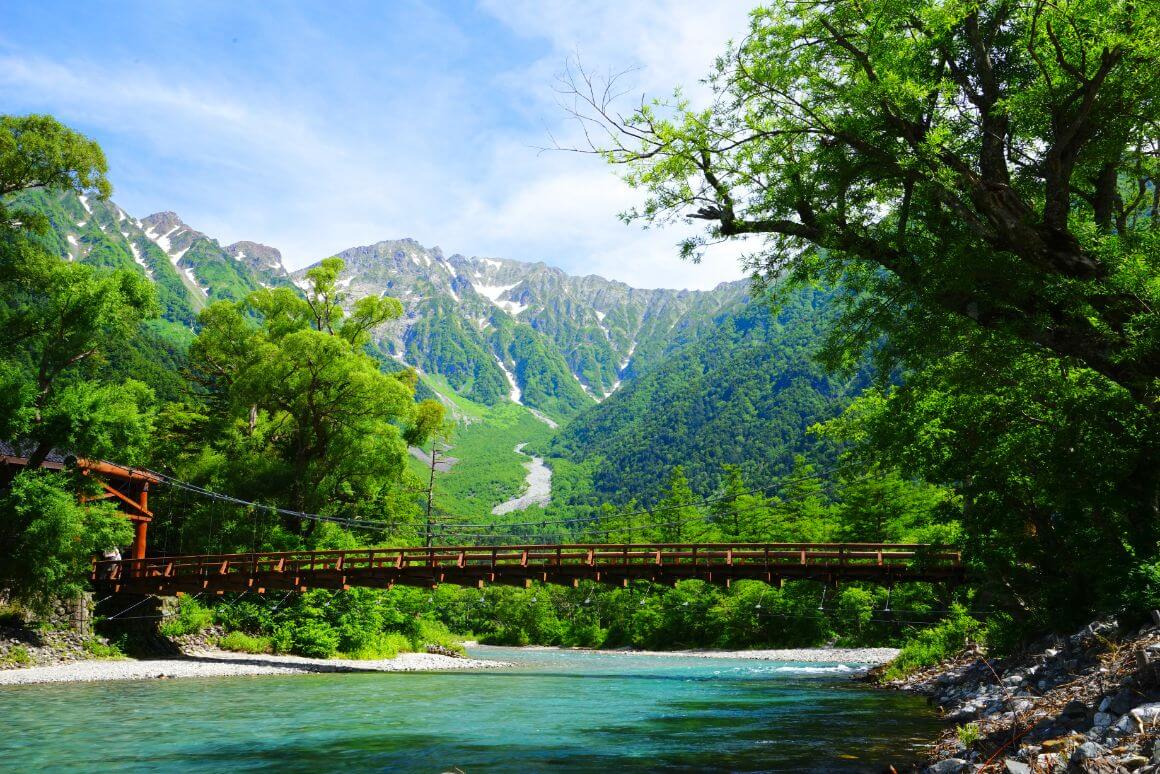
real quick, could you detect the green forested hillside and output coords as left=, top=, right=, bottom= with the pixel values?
left=548, top=288, right=868, bottom=505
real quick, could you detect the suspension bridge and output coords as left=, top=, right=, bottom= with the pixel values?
left=0, top=446, right=965, bottom=597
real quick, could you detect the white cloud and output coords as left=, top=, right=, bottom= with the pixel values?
left=0, top=2, right=756, bottom=290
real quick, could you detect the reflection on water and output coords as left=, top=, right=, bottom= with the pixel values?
left=0, top=646, right=943, bottom=772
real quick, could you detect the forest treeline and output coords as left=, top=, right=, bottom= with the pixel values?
left=3, top=0, right=1160, bottom=663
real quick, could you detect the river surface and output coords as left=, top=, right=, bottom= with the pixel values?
left=0, top=646, right=943, bottom=772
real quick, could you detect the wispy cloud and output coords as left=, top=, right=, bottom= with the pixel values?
left=0, top=1, right=755, bottom=289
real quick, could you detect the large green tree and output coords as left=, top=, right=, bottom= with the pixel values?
left=0, top=115, right=155, bottom=607
left=577, top=0, right=1160, bottom=402
left=174, top=257, right=444, bottom=547
left=574, top=1, right=1160, bottom=622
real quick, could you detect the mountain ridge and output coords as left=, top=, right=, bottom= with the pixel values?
left=26, top=189, right=750, bottom=423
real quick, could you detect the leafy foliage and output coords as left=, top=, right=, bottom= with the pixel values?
left=584, top=0, right=1160, bottom=629
left=549, top=290, right=866, bottom=506
left=0, top=472, right=133, bottom=611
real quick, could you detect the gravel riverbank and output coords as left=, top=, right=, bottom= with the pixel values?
left=598, top=646, right=900, bottom=664
left=500, top=644, right=898, bottom=664
left=0, top=649, right=512, bottom=686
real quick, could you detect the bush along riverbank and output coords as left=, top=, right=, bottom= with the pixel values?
left=880, top=615, right=1160, bottom=772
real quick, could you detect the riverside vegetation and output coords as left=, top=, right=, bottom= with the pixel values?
left=2, top=1, right=1160, bottom=752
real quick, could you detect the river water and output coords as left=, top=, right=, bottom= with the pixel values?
left=0, top=646, right=943, bottom=772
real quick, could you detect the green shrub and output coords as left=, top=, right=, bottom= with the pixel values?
left=883, top=604, right=982, bottom=680
left=956, top=722, right=981, bottom=747
left=160, top=596, right=213, bottom=638
left=346, top=632, right=412, bottom=660
left=411, top=618, right=465, bottom=655
left=2, top=645, right=32, bottom=666
left=271, top=624, right=295, bottom=654
left=213, top=600, right=276, bottom=634
left=0, top=603, right=25, bottom=627
left=982, top=612, right=1027, bottom=656
left=218, top=631, right=273, bottom=654
left=291, top=621, right=340, bottom=658
left=566, top=620, right=606, bottom=648
left=83, top=636, right=126, bottom=659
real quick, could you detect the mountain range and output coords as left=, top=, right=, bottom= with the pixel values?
left=24, top=188, right=853, bottom=512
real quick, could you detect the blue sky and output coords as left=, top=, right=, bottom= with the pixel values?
left=1, top=0, right=757, bottom=289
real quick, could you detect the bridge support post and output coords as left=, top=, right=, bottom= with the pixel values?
left=132, top=519, right=148, bottom=561
left=129, top=483, right=149, bottom=575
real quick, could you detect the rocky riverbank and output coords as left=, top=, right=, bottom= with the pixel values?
left=882, top=617, right=1160, bottom=772
left=0, top=625, right=120, bottom=670
left=0, top=648, right=512, bottom=685
left=0, top=617, right=512, bottom=685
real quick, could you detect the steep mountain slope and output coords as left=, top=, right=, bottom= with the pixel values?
left=292, top=239, right=747, bottom=421
left=20, top=188, right=858, bottom=516
left=546, top=288, right=867, bottom=506
left=17, top=190, right=293, bottom=327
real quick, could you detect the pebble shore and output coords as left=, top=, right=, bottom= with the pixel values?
left=0, top=649, right=512, bottom=686
left=609, top=646, right=900, bottom=664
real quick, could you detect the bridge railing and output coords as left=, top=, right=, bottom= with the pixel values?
left=94, top=542, right=961, bottom=585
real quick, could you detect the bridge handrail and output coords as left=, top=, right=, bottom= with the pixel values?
left=93, top=542, right=962, bottom=581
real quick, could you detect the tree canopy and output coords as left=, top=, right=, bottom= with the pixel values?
left=572, top=0, right=1160, bottom=405
left=575, top=0, right=1160, bottom=625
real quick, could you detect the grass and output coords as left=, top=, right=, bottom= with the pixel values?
left=217, top=631, right=273, bottom=654
left=159, top=596, right=213, bottom=638
left=956, top=722, right=981, bottom=747
left=345, top=632, right=413, bottom=660
left=419, top=373, right=489, bottom=422
left=1, top=645, right=32, bottom=667
left=83, top=637, right=127, bottom=659
left=419, top=400, right=558, bottom=519
left=882, top=604, right=983, bottom=681
left=412, top=619, right=467, bottom=656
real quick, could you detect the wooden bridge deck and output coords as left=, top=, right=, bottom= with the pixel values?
left=92, top=542, right=964, bottom=595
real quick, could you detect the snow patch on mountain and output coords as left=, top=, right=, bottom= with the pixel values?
left=473, top=281, right=518, bottom=303
left=127, top=241, right=153, bottom=279
left=494, top=355, right=522, bottom=403
left=472, top=281, right=528, bottom=316
left=620, top=341, right=637, bottom=371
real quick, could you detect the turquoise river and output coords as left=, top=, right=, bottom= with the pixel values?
left=0, top=646, right=944, bottom=772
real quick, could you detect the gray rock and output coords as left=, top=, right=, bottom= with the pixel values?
left=1003, top=760, right=1030, bottom=774
left=1010, top=699, right=1035, bottom=714
left=1071, top=741, right=1108, bottom=763
left=946, top=704, right=980, bottom=722
left=925, top=759, right=970, bottom=774
left=1094, top=711, right=1116, bottom=728
left=1109, top=689, right=1137, bottom=715
left=1131, top=702, right=1160, bottom=723
left=1114, top=713, right=1138, bottom=734
left=1061, top=700, right=1089, bottom=719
